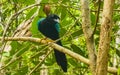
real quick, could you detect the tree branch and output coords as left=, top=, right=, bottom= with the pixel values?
left=0, top=37, right=117, bottom=73
left=96, top=0, right=115, bottom=75
left=80, top=0, right=96, bottom=75
left=92, top=0, right=101, bottom=37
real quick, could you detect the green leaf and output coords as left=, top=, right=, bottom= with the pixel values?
left=26, top=7, right=37, bottom=20
left=16, top=0, right=35, bottom=5
left=11, top=41, right=21, bottom=50
left=118, top=67, right=120, bottom=75
left=67, top=29, right=83, bottom=41
left=31, top=60, right=39, bottom=65
left=16, top=43, right=30, bottom=56
left=60, top=28, right=67, bottom=37
left=45, top=53, right=55, bottom=66
left=52, top=0, right=59, bottom=2
left=61, top=8, right=67, bottom=20
left=61, top=18, right=72, bottom=27
left=0, top=26, right=3, bottom=35
left=113, top=14, right=120, bottom=21
left=116, top=49, right=120, bottom=57
left=10, top=41, right=21, bottom=56
left=41, top=0, right=48, bottom=3
left=2, top=52, right=10, bottom=57
left=13, top=66, right=28, bottom=75
left=52, top=69, right=64, bottom=75
left=90, top=12, right=96, bottom=25
left=71, top=29, right=83, bottom=37
left=38, top=6, right=46, bottom=17
left=62, top=0, right=69, bottom=3
left=70, top=44, right=83, bottom=55
left=30, top=45, right=48, bottom=58
left=30, top=16, right=42, bottom=37
left=68, top=58, right=77, bottom=66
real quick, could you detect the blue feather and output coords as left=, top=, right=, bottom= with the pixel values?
left=38, top=18, right=60, bottom=32
left=37, top=18, right=45, bottom=26
left=55, top=23, right=60, bottom=32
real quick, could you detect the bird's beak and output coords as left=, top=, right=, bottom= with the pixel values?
left=54, top=19, right=60, bottom=23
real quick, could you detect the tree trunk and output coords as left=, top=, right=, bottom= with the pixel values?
left=96, top=0, right=115, bottom=75
left=80, top=0, right=96, bottom=75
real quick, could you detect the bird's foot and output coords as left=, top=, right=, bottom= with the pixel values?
left=44, top=38, right=54, bottom=43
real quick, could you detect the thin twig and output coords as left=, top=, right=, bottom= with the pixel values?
left=29, top=49, right=53, bottom=75
left=92, top=0, right=101, bottom=37
left=30, top=45, right=49, bottom=59
left=0, top=44, right=33, bottom=70
left=0, top=56, right=22, bottom=70
left=2, top=3, right=40, bottom=42
left=0, top=3, right=40, bottom=63
left=53, top=9, right=82, bottom=44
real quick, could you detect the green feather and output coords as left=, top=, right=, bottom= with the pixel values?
left=55, top=23, right=60, bottom=32
left=37, top=18, right=45, bottom=26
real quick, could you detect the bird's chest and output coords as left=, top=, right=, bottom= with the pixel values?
left=40, top=22, right=56, bottom=33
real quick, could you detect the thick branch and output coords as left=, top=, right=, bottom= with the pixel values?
left=80, top=0, right=96, bottom=75
left=96, top=0, right=115, bottom=75
left=0, top=37, right=117, bottom=73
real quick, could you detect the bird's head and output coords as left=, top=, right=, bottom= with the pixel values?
left=43, top=4, right=51, bottom=16
left=46, top=14, right=60, bottom=23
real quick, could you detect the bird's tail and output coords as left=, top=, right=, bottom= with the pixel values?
left=54, top=40, right=67, bottom=72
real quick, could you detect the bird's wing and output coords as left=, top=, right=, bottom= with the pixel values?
left=37, top=18, right=45, bottom=26
left=55, top=23, right=60, bottom=32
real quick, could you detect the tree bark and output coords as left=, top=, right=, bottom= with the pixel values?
left=96, top=0, right=115, bottom=75
left=80, top=0, right=96, bottom=75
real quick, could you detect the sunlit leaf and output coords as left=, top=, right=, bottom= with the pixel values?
left=45, top=53, right=55, bottom=66
left=68, top=58, right=77, bottom=66
left=10, top=41, right=21, bottom=56
left=116, top=49, right=120, bottom=57
left=26, top=7, right=37, bottom=20
left=90, top=12, right=96, bottom=25
left=70, top=44, right=84, bottom=55
left=30, top=16, right=42, bottom=37
left=71, top=29, right=83, bottom=37
left=16, top=43, right=30, bottom=56
left=13, top=66, right=28, bottom=75
left=61, top=8, right=67, bottom=20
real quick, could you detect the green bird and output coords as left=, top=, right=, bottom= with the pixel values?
left=37, top=14, right=67, bottom=72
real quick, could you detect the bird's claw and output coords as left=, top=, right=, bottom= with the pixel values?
left=43, top=38, right=54, bottom=43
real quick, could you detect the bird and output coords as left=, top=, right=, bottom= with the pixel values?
left=37, top=14, right=67, bottom=72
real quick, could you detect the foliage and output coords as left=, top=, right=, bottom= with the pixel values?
left=0, top=0, right=120, bottom=75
